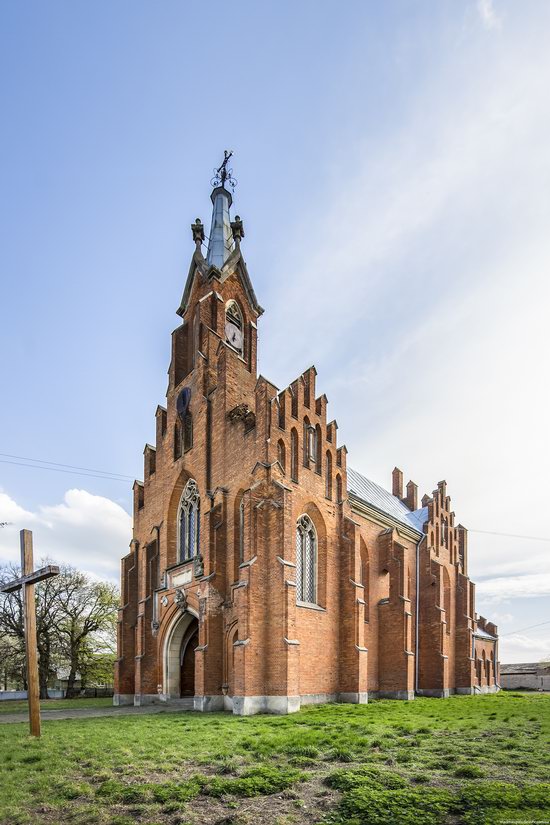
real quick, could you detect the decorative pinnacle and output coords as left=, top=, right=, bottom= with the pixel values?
left=230, top=215, right=244, bottom=244
left=191, top=218, right=205, bottom=246
left=211, top=150, right=237, bottom=191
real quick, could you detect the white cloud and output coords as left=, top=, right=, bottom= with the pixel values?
left=476, top=574, right=550, bottom=603
left=499, top=633, right=550, bottom=664
left=0, top=489, right=131, bottom=582
left=259, top=5, right=550, bottom=639
left=477, top=0, right=502, bottom=30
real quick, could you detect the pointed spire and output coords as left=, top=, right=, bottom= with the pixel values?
left=206, top=186, right=234, bottom=268
left=206, top=150, right=237, bottom=269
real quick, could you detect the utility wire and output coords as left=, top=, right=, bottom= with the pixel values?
left=498, top=620, right=550, bottom=637
left=0, top=452, right=132, bottom=479
left=469, top=528, right=550, bottom=543
left=1, top=452, right=550, bottom=544
left=0, top=459, right=132, bottom=483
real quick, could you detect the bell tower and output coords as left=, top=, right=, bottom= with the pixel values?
left=171, top=151, right=263, bottom=389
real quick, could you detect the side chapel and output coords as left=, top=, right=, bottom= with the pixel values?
left=115, top=156, right=499, bottom=714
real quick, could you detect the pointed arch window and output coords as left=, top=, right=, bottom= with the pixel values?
left=295, top=514, right=317, bottom=604
left=290, top=428, right=299, bottom=482
left=225, top=300, right=244, bottom=356
left=178, top=479, right=200, bottom=562
left=239, top=498, right=245, bottom=564
left=325, top=451, right=332, bottom=499
left=277, top=439, right=286, bottom=473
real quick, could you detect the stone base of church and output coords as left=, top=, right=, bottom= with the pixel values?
left=416, top=688, right=451, bottom=698
left=338, top=691, right=369, bottom=704
left=194, top=695, right=225, bottom=712
left=113, top=693, right=135, bottom=706
left=456, top=687, right=474, bottom=695
left=375, top=690, right=415, bottom=700
left=300, top=692, right=338, bottom=705
left=230, top=695, right=301, bottom=716
left=133, top=693, right=170, bottom=707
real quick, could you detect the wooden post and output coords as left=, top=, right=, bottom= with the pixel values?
left=21, top=530, right=41, bottom=737
left=0, top=531, right=60, bottom=738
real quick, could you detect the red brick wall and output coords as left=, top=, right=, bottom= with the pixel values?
left=115, top=241, right=498, bottom=708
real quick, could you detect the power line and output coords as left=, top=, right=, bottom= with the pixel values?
left=469, top=528, right=550, bottom=543
left=499, top=620, right=550, bottom=637
left=1, top=452, right=549, bottom=544
left=0, top=452, right=132, bottom=480
left=0, top=459, right=132, bottom=483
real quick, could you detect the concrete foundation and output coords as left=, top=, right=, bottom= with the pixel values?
left=113, top=694, right=134, bottom=706
left=338, top=691, right=369, bottom=704
left=377, top=690, right=415, bottom=700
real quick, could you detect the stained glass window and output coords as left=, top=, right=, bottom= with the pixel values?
left=177, top=479, right=200, bottom=562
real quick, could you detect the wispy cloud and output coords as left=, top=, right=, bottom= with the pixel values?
left=0, top=489, right=131, bottom=581
left=476, top=574, right=550, bottom=603
left=477, top=0, right=502, bottom=30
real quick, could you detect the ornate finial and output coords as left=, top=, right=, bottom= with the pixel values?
left=211, top=150, right=237, bottom=191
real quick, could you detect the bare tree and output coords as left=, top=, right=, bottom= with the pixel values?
left=55, top=572, right=118, bottom=698
left=0, top=562, right=119, bottom=698
left=0, top=561, right=66, bottom=698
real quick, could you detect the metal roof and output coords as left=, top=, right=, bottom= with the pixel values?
left=499, top=662, right=540, bottom=674
left=475, top=627, right=497, bottom=640
left=206, top=187, right=234, bottom=268
left=347, top=467, right=427, bottom=534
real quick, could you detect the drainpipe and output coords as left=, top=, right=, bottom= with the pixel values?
left=414, top=533, right=426, bottom=694
left=150, top=523, right=162, bottom=633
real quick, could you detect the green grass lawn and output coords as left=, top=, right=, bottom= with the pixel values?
left=0, top=692, right=549, bottom=825
left=0, top=697, right=113, bottom=715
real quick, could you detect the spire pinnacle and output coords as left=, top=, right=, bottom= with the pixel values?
left=210, top=150, right=237, bottom=191
left=207, top=151, right=237, bottom=268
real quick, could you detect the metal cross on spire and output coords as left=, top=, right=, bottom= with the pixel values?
left=211, top=150, right=237, bottom=191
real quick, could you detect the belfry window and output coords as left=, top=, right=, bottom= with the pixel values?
left=225, top=300, right=244, bottom=356
left=295, top=514, right=317, bottom=604
left=178, top=479, right=200, bottom=562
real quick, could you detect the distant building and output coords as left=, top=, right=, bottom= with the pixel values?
left=115, top=169, right=499, bottom=715
left=500, top=662, right=550, bottom=691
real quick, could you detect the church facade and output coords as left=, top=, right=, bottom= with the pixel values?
left=114, top=169, right=499, bottom=714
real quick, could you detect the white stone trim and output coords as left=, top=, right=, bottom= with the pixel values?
left=277, top=556, right=296, bottom=568
left=162, top=607, right=199, bottom=698
left=239, top=555, right=257, bottom=568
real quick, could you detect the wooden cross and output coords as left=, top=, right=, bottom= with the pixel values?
left=1, top=530, right=59, bottom=737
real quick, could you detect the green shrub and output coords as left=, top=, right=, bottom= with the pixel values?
left=325, top=766, right=408, bottom=791
left=458, top=782, right=522, bottom=810
left=325, top=747, right=355, bottom=762
left=522, top=783, right=550, bottom=807
left=454, top=764, right=484, bottom=778
left=151, top=780, right=201, bottom=804
left=289, top=756, right=317, bottom=767
left=203, top=765, right=308, bottom=798
left=339, top=787, right=452, bottom=825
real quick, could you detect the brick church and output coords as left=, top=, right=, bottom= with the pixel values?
left=115, top=157, right=499, bottom=714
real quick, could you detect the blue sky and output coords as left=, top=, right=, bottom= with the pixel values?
left=1, top=0, right=549, bottom=662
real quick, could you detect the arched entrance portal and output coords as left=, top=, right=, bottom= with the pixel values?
left=180, top=621, right=199, bottom=697
left=164, top=609, right=199, bottom=700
